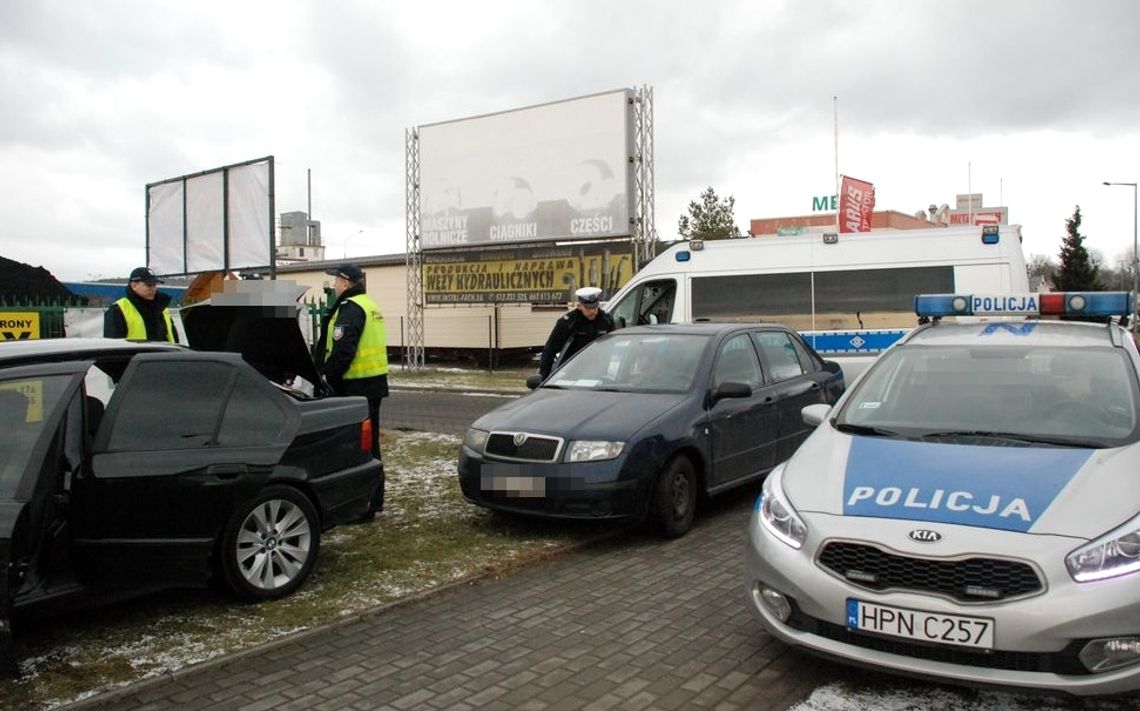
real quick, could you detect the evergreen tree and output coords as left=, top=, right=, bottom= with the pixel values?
left=677, top=187, right=742, bottom=241
left=1054, top=206, right=1102, bottom=291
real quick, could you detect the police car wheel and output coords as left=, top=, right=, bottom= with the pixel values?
left=651, top=455, right=696, bottom=539
left=220, top=485, right=321, bottom=601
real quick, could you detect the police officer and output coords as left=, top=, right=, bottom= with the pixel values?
left=539, top=286, right=615, bottom=379
left=316, top=263, right=389, bottom=520
left=103, top=266, right=178, bottom=342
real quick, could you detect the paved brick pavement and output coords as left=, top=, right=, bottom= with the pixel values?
left=68, top=489, right=840, bottom=711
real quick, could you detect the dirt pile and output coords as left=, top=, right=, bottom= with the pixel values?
left=0, top=255, right=82, bottom=303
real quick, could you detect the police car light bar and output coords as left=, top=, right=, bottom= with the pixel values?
left=914, top=292, right=1135, bottom=318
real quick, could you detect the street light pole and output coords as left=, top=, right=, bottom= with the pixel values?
left=1103, top=181, right=1138, bottom=332
left=342, top=229, right=364, bottom=259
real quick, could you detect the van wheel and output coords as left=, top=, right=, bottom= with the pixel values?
left=651, top=456, right=696, bottom=538
left=220, top=485, right=320, bottom=601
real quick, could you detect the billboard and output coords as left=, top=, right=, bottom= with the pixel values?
left=418, top=90, right=635, bottom=250
left=146, top=156, right=273, bottom=276
left=423, top=242, right=634, bottom=305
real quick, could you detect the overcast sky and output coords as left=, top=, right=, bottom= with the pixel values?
left=2, top=0, right=1138, bottom=282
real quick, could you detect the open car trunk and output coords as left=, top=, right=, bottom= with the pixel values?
left=179, top=277, right=327, bottom=396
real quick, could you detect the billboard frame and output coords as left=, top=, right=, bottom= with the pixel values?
left=145, top=155, right=276, bottom=278
left=404, top=87, right=654, bottom=369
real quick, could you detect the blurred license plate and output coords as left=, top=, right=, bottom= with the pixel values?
left=846, top=599, right=994, bottom=649
left=483, top=475, right=545, bottom=498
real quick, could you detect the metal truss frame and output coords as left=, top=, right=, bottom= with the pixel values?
left=404, top=127, right=425, bottom=370
left=632, top=84, right=656, bottom=268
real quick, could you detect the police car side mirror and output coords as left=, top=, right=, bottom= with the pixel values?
left=525, top=373, right=543, bottom=390
left=802, top=403, right=832, bottom=426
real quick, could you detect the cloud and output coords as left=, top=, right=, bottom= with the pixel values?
left=0, top=0, right=1138, bottom=280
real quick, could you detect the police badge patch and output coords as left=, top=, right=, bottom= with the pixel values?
left=332, top=325, right=344, bottom=340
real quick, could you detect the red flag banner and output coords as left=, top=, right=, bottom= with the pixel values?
left=839, top=175, right=875, bottom=233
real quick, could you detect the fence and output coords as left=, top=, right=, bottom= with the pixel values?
left=0, top=295, right=87, bottom=340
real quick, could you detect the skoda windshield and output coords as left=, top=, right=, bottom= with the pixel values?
left=545, top=332, right=708, bottom=394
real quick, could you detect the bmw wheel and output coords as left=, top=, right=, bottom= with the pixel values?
left=651, top=455, right=696, bottom=538
left=221, top=485, right=321, bottom=601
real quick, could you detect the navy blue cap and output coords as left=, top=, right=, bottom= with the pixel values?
left=325, top=264, right=364, bottom=282
left=129, top=267, right=162, bottom=284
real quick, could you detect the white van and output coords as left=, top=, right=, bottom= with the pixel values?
left=605, top=224, right=1031, bottom=358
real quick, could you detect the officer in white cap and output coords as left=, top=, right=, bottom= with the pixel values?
left=538, top=286, right=615, bottom=378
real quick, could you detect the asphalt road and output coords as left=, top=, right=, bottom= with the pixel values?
left=383, top=387, right=519, bottom=436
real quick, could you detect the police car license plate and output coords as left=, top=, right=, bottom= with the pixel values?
left=846, top=599, right=994, bottom=649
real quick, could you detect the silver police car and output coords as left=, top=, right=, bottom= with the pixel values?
left=745, top=292, right=1140, bottom=695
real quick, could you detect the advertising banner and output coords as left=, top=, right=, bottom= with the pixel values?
left=0, top=311, right=40, bottom=340
left=424, top=242, right=635, bottom=305
left=949, top=208, right=1006, bottom=226
left=418, top=90, right=635, bottom=250
left=839, top=175, right=875, bottom=233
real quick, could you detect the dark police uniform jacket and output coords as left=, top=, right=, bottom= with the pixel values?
left=539, top=308, right=616, bottom=378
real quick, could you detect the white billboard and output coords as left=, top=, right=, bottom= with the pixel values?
left=418, top=90, right=635, bottom=250
left=146, top=156, right=274, bottom=276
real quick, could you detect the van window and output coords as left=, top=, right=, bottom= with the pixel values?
left=691, top=266, right=954, bottom=331
left=610, top=279, right=676, bottom=329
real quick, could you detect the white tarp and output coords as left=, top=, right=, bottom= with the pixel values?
left=147, top=157, right=272, bottom=276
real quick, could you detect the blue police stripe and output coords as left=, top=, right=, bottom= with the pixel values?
left=842, top=437, right=1092, bottom=532
left=801, top=330, right=908, bottom=354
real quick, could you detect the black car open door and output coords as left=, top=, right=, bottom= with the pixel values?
left=0, top=361, right=89, bottom=676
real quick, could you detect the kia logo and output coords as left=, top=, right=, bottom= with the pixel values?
left=908, top=529, right=942, bottom=543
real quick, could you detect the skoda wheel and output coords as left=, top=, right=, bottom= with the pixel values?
left=221, top=485, right=321, bottom=601
left=651, top=455, right=696, bottom=538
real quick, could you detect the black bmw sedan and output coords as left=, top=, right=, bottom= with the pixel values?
left=459, top=323, right=845, bottom=538
left=0, top=284, right=381, bottom=675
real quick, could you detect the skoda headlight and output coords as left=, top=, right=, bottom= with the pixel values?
left=1067, top=512, right=1140, bottom=582
left=758, top=464, right=807, bottom=549
left=463, top=427, right=489, bottom=454
left=566, top=440, right=625, bottom=462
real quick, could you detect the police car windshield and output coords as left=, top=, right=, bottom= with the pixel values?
left=545, top=333, right=707, bottom=393
left=836, top=344, right=1139, bottom=448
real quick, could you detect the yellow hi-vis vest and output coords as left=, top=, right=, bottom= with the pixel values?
left=115, top=297, right=175, bottom=342
left=325, top=294, right=388, bottom=379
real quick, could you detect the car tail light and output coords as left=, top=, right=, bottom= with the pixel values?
left=360, top=418, right=372, bottom=452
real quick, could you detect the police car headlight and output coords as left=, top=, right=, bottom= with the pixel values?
left=1066, top=512, right=1140, bottom=582
left=758, top=464, right=807, bottom=549
left=567, top=440, right=625, bottom=462
left=463, top=427, right=489, bottom=454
